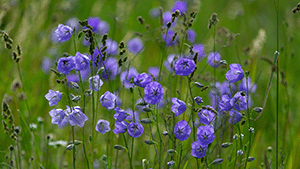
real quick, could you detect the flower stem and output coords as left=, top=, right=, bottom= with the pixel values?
left=123, top=133, right=133, bottom=169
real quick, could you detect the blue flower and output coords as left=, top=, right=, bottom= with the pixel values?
left=187, top=29, right=197, bottom=43
left=57, top=56, right=75, bottom=75
left=85, top=17, right=101, bottom=33
left=45, top=89, right=62, bottom=106
left=98, top=20, right=110, bottom=35
left=197, top=125, right=215, bottom=145
left=95, top=119, right=111, bottom=134
left=49, top=109, right=69, bottom=128
left=74, top=52, right=90, bottom=71
left=54, top=24, right=73, bottom=42
left=207, top=52, right=221, bottom=68
left=174, top=120, right=191, bottom=141
left=100, top=91, right=118, bottom=110
left=225, top=64, right=244, bottom=83
left=99, top=39, right=118, bottom=56
left=100, top=57, right=120, bottom=80
left=144, top=82, right=164, bottom=105
left=120, top=67, right=139, bottom=88
left=194, top=96, right=203, bottom=105
left=65, top=17, right=80, bottom=31
left=113, top=121, right=128, bottom=134
left=239, top=77, right=256, bottom=94
left=191, top=141, right=207, bottom=158
left=127, top=38, right=144, bottom=54
left=171, top=98, right=186, bottom=116
left=228, top=109, right=242, bottom=124
left=67, top=106, right=88, bottom=128
left=164, top=54, right=177, bottom=72
left=198, top=106, right=216, bottom=125
left=148, top=67, right=159, bottom=79
left=89, top=75, right=103, bottom=91
left=219, top=95, right=232, bottom=112
left=230, top=91, right=247, bottom=111
left=162, top=30, right=178, bottom=46
left=128, top=122, right=144, bottom=138
left=171, top=1, right=187, bottom=15
left=174, top=58, right=196, bottom=76
left=42, top=57, right=53, bottom=74
left=113, top=107, right=128, bottom=122
left=192, top=44, right=206, bottom=60
left=163, top=11, right=177, bottom=28
left=134, top=73, right=152, bottom=88
left=149, top=7, right=161, bottom=18
left=125, top=109, right=139, bottom=122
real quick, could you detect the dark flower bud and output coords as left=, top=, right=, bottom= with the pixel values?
left=14, top=126, right=21, bottom=134
left=101, top=46, right=107, bottom=53
left=137, top=16, right=144, bottom=25
left=171, top=32, right=177, bottom=42
left=190, top=11, right=197, bottom=18
left=166, top=22, right=172, bottom=28
left=12, top=52, right=17, bottom=60
left=144, top=140, right=157, bottom=145
left=11, top=79, right=22, bottom=91
left=267, top=146, right=272, bottom=152
left=247, top=157, right=255, bottom=162
left=167, top=161, right=175, bottom=167
left=102, top=34, right=108, bottom=42
left=118, top=58, right=123, bottom=66
left=18, top=92, right=26, bottom=100
left=241, top=120, right=246, bottom=125
left=140, top=118, right=153, bottom=124
left=9, top=145, right=14, bottom=151
left=5, top=43, right=12, bottom=49
left=162, top=131, right=168, bottom=136
left=114, top=145, right=127, bottom=150
left=253, top=107, right=263, bottom=113
left=221, top=142, right=232, bottom=148
left=119, top=41, right=125, bottom=49
left=66, top=144, right=74, bottom=150
left=240, top=91, right=246, bottom=96
left=145, top=24, right=150, bottom=30
left=46, top=135, right=51, bottom=140
left=79, top=20, right=88, bottom=26
left=201, top=86, right=209, bottom=91
left=210, top=158, right=223, bottom=165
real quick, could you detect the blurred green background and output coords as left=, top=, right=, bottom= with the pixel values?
left=1, top=0, right=300, bottom=168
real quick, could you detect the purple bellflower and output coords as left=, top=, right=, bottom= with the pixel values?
left=113, top=107, right=128, bottom=122
left=74, top=52, right=90, bottom=71
left=128, top=122, right=144, bottom=138
left=100, top=91, right=118, bottom=110
left=134, top=73, right=152, bottom=88
left=197, top=125, right=215, bottom=145
left=162, top=30, right=178, bottom=46
left=163, top=11, right=177, bottom=28
left=171, top=98, right=187, bottom=116
left=45, top=90, right=62, bottom=106
left=239, top=77, right=257, bottom=94
left=49, top=109, right=69, bottom=128
left=194, top=96, right=203, bottom=105
left=67, top=106, right=88, bottom=128
left=95, top=119, right=111, bottom=134
left=230, top=91, right=247, bottom=111
left=65, top=17, right=80, bottom=31
left=164, top=54, right=177, bottom=72
left=55, top=24, right=73, bottom=42
left=219, top=95, right=232, bottom=112
left=120, top=67, right=139, bottom=88
left=144, top=82, right=164, bottom=105
left=127, top=38, right=144, bottom=54
left=148, top=67, right=159, bottom=79
left=228, top=109, right=242, bottom=124
left=198, top=106, right=216, bottom=125
left=187, top=29, right=197, bottom=43
left=113, top=121, right=128, bottom=134
left=85, top=17, right=101, bottom=33
left=174, top=120, right=191, bottom=141
left=192, top=44, right=206, bottom=60
left=191, top=141, right=207, bottom=158
left=57, top=56, right=75, bottom=75
left=100, top=57, right=120, bottom=80
left=225, top=64, right=244, bottom=83
left=89, top=75, right=104, bottom=91
left=207, top=52, right=221, bottom=68
left=98, top=20, right=110, bottom=35
left=174, top=58, right=196, bottom=76
left=172, top=1, right=187, bottom=15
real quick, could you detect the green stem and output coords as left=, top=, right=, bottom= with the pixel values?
left=72, top=126, right=76, bottom=169
left=123, top=134, right=133, bottom=169
left=275, top=0, right=279, bottom=168
left=17, top=63, right=31, bottom=116
left=155, top=104, right=162, bottom=169
left=78, top=71, right=90, bottom=169
left=244, top=76, right=252, bottom=169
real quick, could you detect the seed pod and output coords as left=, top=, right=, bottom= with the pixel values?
left=114, top=145, right=127, bottom=150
